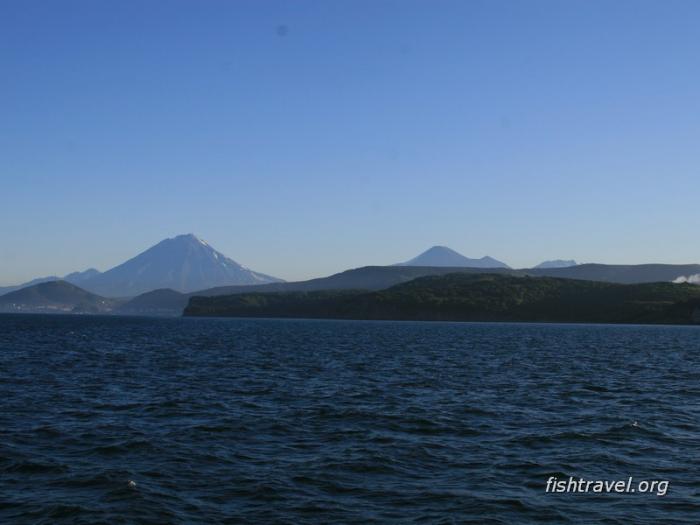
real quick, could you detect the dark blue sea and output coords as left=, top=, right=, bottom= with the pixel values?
left=1, top=314, right=699, bottom=524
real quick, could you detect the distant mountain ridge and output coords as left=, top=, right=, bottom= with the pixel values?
left=64, top=268, right=101, bottom=283
left=534, top=260, right=577, bottom=269
left=397, top=246, right=510, bottom=268
left=0, top=269, right=102, bottom=296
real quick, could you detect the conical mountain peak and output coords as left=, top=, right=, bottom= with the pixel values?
left=66, top=234, right=283, bottom=296
left=398, top=246, right=510, bottom=269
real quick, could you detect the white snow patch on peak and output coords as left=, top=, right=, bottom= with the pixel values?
left=195, top=235, right=209, bottom=246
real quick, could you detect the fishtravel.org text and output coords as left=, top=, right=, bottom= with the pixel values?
left=546, top=476, right=668, bottom=496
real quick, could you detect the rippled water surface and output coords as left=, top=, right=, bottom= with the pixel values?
left=1, top=314, right=700, bottom=524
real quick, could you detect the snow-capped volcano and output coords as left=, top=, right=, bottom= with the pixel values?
left=76, top=234, right=282, bottom=297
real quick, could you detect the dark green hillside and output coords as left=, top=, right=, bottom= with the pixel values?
left=185, top=290, right=364, bottom=318
left=116, top=288, right=189, bottom=316
left=0, top=281, right=120, bottom=314
left=184, top=274, right=700, bottom=325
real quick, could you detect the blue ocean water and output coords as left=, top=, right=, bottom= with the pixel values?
left=1, top=314, right=699, bottom=524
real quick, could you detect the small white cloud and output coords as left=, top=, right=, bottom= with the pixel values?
left=673, top=274, right=700, bottom=284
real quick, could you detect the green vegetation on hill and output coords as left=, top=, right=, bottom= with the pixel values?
left=115, top=288, right=189, bottom=316
left=184, top=274, right=700, bottom=325
left=0, top=280, right=120, bottom=314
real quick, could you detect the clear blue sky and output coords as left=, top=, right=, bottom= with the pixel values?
left=2, top=0, right=700, bottom=284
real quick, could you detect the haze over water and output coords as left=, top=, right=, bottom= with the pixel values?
left=2, top=314, right=698, bottom=524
